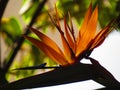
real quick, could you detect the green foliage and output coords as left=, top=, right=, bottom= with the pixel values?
left=1, top=17, right=22, bottom=45
left=56, top=0, right=119, bottom=27
left=20, top=0, right=40, bottom=24
left=97, top=0, right=120, bottom=27
left=56, top=0, right=90, bottom=24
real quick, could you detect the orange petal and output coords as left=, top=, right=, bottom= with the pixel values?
left=24, top=36, right=69, bottom=66
left=68, top=12, right=75, bottom=41
left=76, top=5, right=98, bottom=56
left=60, top=32, right=74, bottom=63
left=48, top=11, right=64, bottom=35
left=53, top=6, right=74, bottom=63
left=83, top=5, right=98, bottom=40
left=29, top=27, right=63, bottom=55
left=64, top=17, right=75, bottom=52
left=90, top=22, right=112, bottom=49
left=77, top=3, right=92, bottom=45
left=49, top=14, right=72, bottom=62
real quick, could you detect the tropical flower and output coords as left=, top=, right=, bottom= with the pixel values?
left=24, top=4, right=113, bottom=66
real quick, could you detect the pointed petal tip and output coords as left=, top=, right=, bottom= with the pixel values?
left=95, top=5, right=98, bottom=11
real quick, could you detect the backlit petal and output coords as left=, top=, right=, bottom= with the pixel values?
left=77, top=3, right=92, bottom=45
left=68, top=12, right=75, bottom=42
left=60, top=31, right=74, bottom=64
left=49, top=14, right=72, bottom=63
left=53, top=7, right=74, bottom=64
left=24, top=36, right=69, bottom=66
left=90, top=21, right=113, bottom=49
left=76, top=5, right=98, bottom=56
left=29, top=27, right=63, bottom=55
left=64, top=17, right=75, bottom=52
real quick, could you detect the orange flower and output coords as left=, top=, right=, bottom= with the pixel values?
left=24, top=4, right=113, bottom=66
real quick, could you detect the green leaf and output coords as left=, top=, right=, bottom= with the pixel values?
left=1, top=17, right=22, bottom=36
left=1, top=17, right=22, bottom=45
left=20, top=0, right=39, bottom=24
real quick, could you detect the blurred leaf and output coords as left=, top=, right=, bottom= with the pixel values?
left=34, top=12, right=50, bottom=29
left=20, top=0, right=40, bottom=24
left=98, top=0, right=119, bottom=28
left=31, top=45, right=45, bottom=64
left=1, top=17, right=22, bottom=36
left=55, top=0, right=119, bottom=28
left=1, top=17, right=22, bottom=45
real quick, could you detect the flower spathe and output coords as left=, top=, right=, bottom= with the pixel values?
left=24, top=3, right=113, bottom=66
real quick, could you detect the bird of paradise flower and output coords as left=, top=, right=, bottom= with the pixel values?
left=1, top=3, right=120, bottom=90
left=24, top=3, right=114, bottom=66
